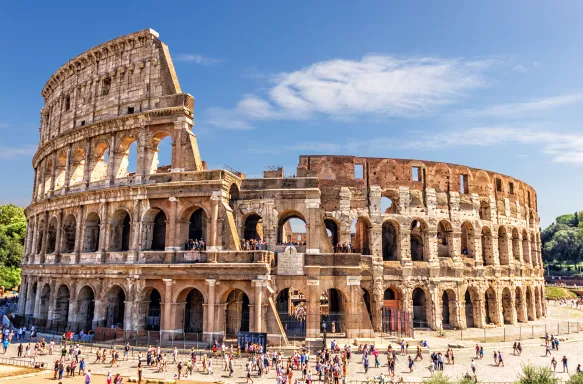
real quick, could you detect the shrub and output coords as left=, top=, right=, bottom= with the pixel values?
left=517, top=364, right=559, bottom=384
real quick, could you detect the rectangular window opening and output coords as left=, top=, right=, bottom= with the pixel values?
left=528, top=191, right=531, bottom=206
left=460, top=174, right=469, bottom=194
left=101, top=78, right=111, bottom=96
left=65, top=95, right=70, bottom=111
left=509, top=182, right=514, bottom=195
left=80, top=120, right=86, bottom=126
left=412, top=166, right=421, bottom=182
left=127, top=106, right=135, bottom=114
left=496, top=178, right=502, bottom=192
left=354, top=164, right=364, bottom=179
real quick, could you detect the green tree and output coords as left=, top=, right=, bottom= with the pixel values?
left=543, top=229, right=583, bottom=263
left=0, top=204, right=25, bottom=227
left=516, top=364, right=559, bottom=384
left=0, top=266, right=21, bottom=290
left=566, top=372, right=583, bottom=384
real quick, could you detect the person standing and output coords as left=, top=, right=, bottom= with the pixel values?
left=562, top=356, right=569, bottom=373
left=408, top=356, right=414, bottom=372
left=471, top=359, right=477, bottom=375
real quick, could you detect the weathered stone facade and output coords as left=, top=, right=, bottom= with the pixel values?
left=17, top=29, right=545, bottom=342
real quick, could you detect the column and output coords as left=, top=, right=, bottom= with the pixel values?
left=24, top=278, right=35, bottom=317
left=40, top=212, right=49, bottom=261
left=205, top=279, right=216, bottom=341
left=473, top=234, right=484, bottom=266
left=306, top=279, right=321, bottom=339
left=399, top=227, right=412, bottom=266
left=106, top=133, right=117, bottom=185
left=208, top=192, right=221, bottom=251
left=74, top=206, right=84, bottom=257
left=40, top=160, right=47, bottom=197
left=83, top=138, right=92, bottom=186
left=31, top=168, right=38, bottom=202
left=161, top=279, right=174, bottom=337
left=253, top=279, right=264, bottom=333
left=98, top=202, right=108, bottom=252
left=55, top=210, right=64, bottom=256
left=49, top=152, right=57, bottom=195
left=64, top=144, right=72, bottom=190
left=30, top=215, right=39, bottom=263
left=166, top=197, right=179, bottom=251
left=16, top=276, right=27, bottom=316
left=305, top=200, right=321, bottom=254
left=32, top=282, right=42, bottom=319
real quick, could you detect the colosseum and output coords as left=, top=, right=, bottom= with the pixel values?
left=16, top=29, right=545, bottom=345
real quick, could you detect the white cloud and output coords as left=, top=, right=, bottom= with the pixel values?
left=204, top=55, right=496, bottom=129
left=460, top=93, right=583, bottom=119
left=175, top=53, right=224, bottom=65
left=512, top=64, right=527, bottom=73
left=0, top=145, right=36, bottom=158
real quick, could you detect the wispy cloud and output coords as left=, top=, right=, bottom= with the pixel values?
left=269, top=125, right=583, bottom=165
left=204, top=55, right=497, bottom=129
left=175, top=53, right=224, bottom=65
left=459, top=93, right=583, bottom=119
left=0, top=145, right=36, bottom=158
left=512, top=64, right=527, bottom=73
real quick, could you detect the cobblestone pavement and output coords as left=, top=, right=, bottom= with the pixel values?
left=4, top=302, right=583, bottom=383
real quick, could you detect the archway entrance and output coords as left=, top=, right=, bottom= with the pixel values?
left=324, top=219, right=339, bottom=250
left=410, top=220, right=427, bottom=261
left=485, top=288, right=497, bottom=325
left=146, top=289, right=161, bottom=331
left=54, top=285, right=70, bottom=327
left=109, top=210, right=131, bottom=252
left=502, top=287, right=513, bottom=324
left=225, top=289, right=250, bottom=337
left=382, top=221, right=398, bottom=260
left=39, top=284, right=50, bottom=324
left=152, top=211, right=166, bottom=250
left=412, top=288, right=428, bottom=328
left=526, top=287, right=535, bottom=320
left=276, top=288, right=306, bottom=339
left=83, top=213, right=100, bottom=252
left=441, top=290, right=457, bottom=328
left=189, top=209, right=207, bottom=242
left=515, top=287, right=526, bottom=322
left=61, top=215, right=76, bottom=253
left=351, top=217, right=371, bottom=255
left=244, top=214, right=263, bottom=240
left=105, top=286, right=125, bottom=328
left=465, top=290, right=475, bottom=328
left=184, top=289, right=204, bottom=333
left=320, top=289, right=346, bottom=334
left=77, top=286, right=95, bottom=332
left=278, top=214, right=306, bottom=245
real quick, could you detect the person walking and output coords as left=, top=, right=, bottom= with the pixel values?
left=84, top=368, right=92, bottom=384
left=497, top=351, right=504, bottom=367
left=408, top=356, right=414, bottom=373
left=546, top=343, right=552, bottom=356
left=562, top=356, right=569, bottom=373
left=471, top=359, right=477, bottom=375
left=551, top=357, right=558, bottom=372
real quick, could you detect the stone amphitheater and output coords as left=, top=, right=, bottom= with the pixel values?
left=16, top=28, right=546, bottom=345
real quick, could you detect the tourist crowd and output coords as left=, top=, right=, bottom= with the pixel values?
left=184, top=239, right=206, bottom=251
left=241, top=239, right=268, bottom=250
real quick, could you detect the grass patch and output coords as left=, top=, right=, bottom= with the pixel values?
left=545, top=286, right=578, bottom=299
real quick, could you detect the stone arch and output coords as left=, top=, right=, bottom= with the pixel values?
left=179, top=205, right=209, bottom=245
left=228, top=184, right=239, bottom=210
left=225, top=289, right=251, bottom=336
left=383, top=286, right=401, bottom=307
left=109, top=209, right=131, bottom=251
left=461, top=221, right=475, bottom=257
left=512, top=228, right=521, bottom=262
left=498, top=226, right=510, bottom=265
left=502, top=287, right=514, bottom=325
left=46, top=216, right=58, bottom=254
left=104, top=285, right=126, bottom=328
left=90, top=140, right=109, bottom=182
left=352, top=217, right=372, bottom=255
left=39, top=283, right=51, bottom=321
left=482, top=226, right=494, bottom=265
left=278, top=211, right=307, bottom=244
left=144, top=288, right=161, bottom=331
left=77, top=285, right=95, bottom=332
left=437, top=220, right=453, bottom=257
left=484, top=287, right=499, bottom=325
left=429, top=162, right=451, bottom=192
left=147, top=130, right=173, bottom=174
left=36, top=218, right=45, bottom=255
left=526, top=286, right=535, bottom=320
left=243, top=213, right=263, bottom=241
left=522, top=229, right=530, bottom=264
left=69, top=146, right=86, bottom=186
left=473, top=170, right=491, bottom=196
left=324, top=218, right=339, bottom=249
left=380, top=196, right=395, bottom=214
left=410, top=219, right=429, bottom=261
left=515, top=286, right=526, bottom=323
left=412, top=286, right=431, bottom=328
left=464, top=287, right=479, bottom=328
left=141, top=208, right=168, bottom=251
left=182, top=288, right=204, bottom=333
left=441, top=288, right=458, bottom=328
left=321, top=288, right=348, bottom=334
left=61, top=214, right=76, bottom=253
left=54, top=151, right=67, bottom=190
left=54, top=284, right=70, bottom=324
left=275, top=287, right=307, bottom=338
left=382, top=220, right=399, bottom=261
left=113, top=134, right=138, bottom=178
left=82, top=212, right=100, bottom=252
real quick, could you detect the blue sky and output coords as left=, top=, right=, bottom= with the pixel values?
left=1, top=1, right=582, bottom=227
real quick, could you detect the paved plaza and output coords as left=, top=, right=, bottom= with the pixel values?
left=3, top=301, right=583, bottom=383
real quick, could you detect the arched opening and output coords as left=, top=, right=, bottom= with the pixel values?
left=522, top=230, right=530, bottom=264
left=36, top=219, right=45, bottom=254
left=54, top=151, right=67, bottom=190
left=114, top=136, right=138, bottom=178
left=46, top=217, right=58, bottom=254
left=109, top=210, right=131, bottom=252
left=461, top=222, right=475, bottom=257
left=188, top=208, right=207, bottom=243
left=321, top=288, right=346, bottom=334
left=363, top=289, right=373, bottom=324
left=77, top=286, right=95, bottom=332
left=410, top=220, right=428, bottom=261
left=225, top=289, right=250, bottom=337
left=442, top=289, right=457, bottom=328
left=152, top=211, right=166, bottom=251
left=83, top=213, right=100, bottom=252
left=146, top=289, right=161, bottom=331
left=184, top=289, right=204, bottom=333
left=351, top=217, right=371, bottom=255
left=502, top=287, right=513, bottom=325
left=515, top=287, right=526, bottom=322
left=54, top=285, right=70, bottom=324
left=512, top=228, right=521, bottom=262
left=244, top=214, right=263, bottom=240
left=69, top=147, right=86, bottom=186
left=147, top=131, right=173, bottom=174
left=324, top=219, right=339, bottom=250
left=485, top=287, right=498, bottom=325
left=437, top=220, right=452, bottom=257
left=228, top=184, right=239, bottom=210
left=61, top=215, right=76, bottom=253
left=276, top=288, right=306, bottom=338
left=105, top=285, right=125, bottom=328
left=526, top=287, right=535, bottom=320
left=380, top=196, right=394, bottom=214
left=412, top=288, right=428, bottom=328
left=382, top=287, right=402, bottom=333
left=43, top=159, right=53, bottom=196
left=464, top=290, right=475, bottom=328
left=90, top=141, right=109, bottom=182
left=498, top=226, right=509, bottom=265
left=442, top=291, right=450, bottom=327
left=382, top=220, right=398, bottom=261
left=39, top=284, right=50, bottom=321
left=278, top=213, right=306, bottom=245
left=481, top=227, right=494, bottom=265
